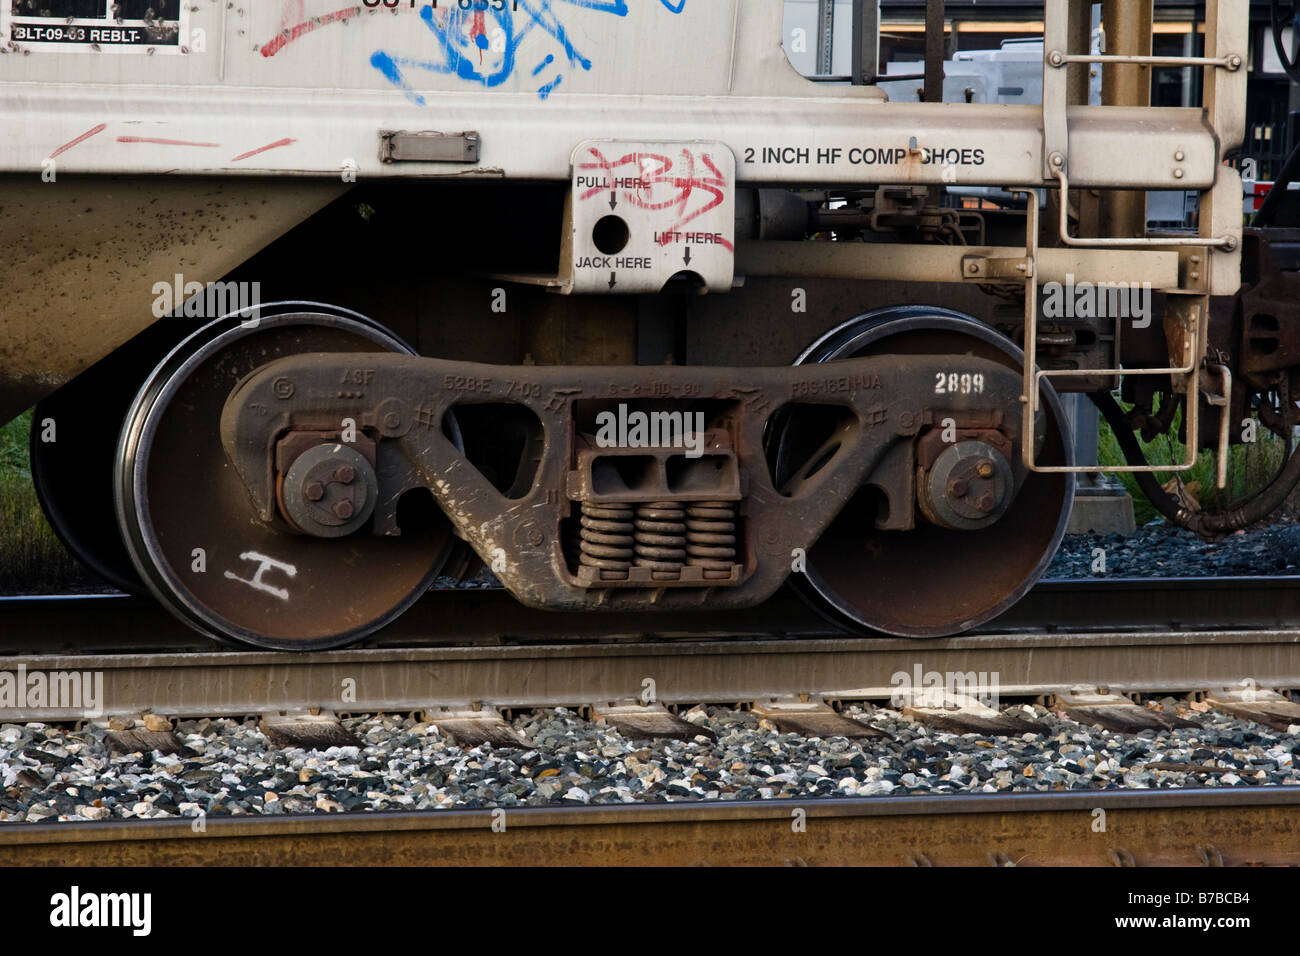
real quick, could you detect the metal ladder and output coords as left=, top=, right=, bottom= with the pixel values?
left=1019, top=0, right=1247, bottom=484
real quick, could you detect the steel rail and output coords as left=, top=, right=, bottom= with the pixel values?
left=0, top=577, right=1295, bottom=719
left=1, top=625, right=1298, bottom=719
left=3, top=789, right=1298, bottom=866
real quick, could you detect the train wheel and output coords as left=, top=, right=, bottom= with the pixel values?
left=115, top=309, right=456, bottom=650
left=771, top=306, right=1074, bottom=637
left=31, top=301, right=362, bottom=596
left=31, top=321, right=192, bottom=595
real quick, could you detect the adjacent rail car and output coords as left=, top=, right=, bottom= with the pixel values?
left=4, top=0, right=1289, bottom=650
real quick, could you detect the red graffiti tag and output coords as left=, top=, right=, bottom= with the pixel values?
left=231, top=138, right=298, bottom=162
left=578, top=147, right=732, bottom=251
left=117, top=136, right=220, bottom=147
left=470, top=8, right=487, bottom=64
left=49, top=123, right=107, bottom=159
left=261, top=4, right=362, bottom=57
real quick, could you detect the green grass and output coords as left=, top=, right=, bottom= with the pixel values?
left=0, top=409, right=30, bottom=477
left=0, top=410, right=88, bottom=592
left=1097, top=400, right=1292, bottom=526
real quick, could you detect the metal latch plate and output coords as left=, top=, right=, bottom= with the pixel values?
left=961, top=254, right=1033, bottom=280
left=379, top=130, right=480, bottom=164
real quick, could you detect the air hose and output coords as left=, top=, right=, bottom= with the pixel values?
left=1090, top=390, right=1300, bottom=538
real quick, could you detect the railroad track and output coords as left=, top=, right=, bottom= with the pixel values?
left=4, top=790, right=1299, bottom=866
left=2, top=574, right=1297, bottom=869
left=2, top=627, right=1299, bottom=720
left=1, top=576, right=1297, bottom=719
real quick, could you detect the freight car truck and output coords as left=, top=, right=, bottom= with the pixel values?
left=1, top=1, right=1275, bottom=650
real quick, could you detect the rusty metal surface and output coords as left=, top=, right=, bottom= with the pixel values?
left=735, top=242, right=1181, bottom=289
left=115, top=314, right=458, bottom=651
left=777, top=309, right=1073, bottom=637
left=2, top=624, right=1299, bottom=721
left=219, top=339, right=1031, bottom=636
left=3, top=789, right=1299, bottom=866
left=1236, top=230, right=1300, bottom=392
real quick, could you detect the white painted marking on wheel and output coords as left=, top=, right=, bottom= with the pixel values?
left=223, top=551, right=297, bottom=600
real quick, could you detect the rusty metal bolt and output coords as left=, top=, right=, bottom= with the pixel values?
left=333, top=500, right=355, bottom=520
left=976, top=460, right=995, bottom=479
left=335, top=464, right=356, bottom=484
left=304, top=482, right=325, bottom=502
left=976, top=494, right=996, bottom=513
left=947, top=478, right=968, bottom=498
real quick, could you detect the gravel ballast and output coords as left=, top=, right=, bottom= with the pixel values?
left=1045, top=518, right=1300, bottom=578
left=2, top=702, right=1297, bottom=823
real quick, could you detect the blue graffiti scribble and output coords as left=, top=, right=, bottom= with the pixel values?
left=372, top=0, right=681, bottom=103
left=559, top=0, right=628, bottom=11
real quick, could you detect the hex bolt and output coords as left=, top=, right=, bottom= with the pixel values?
left=333, top=500, right=355, bottom=520
left=335, top=465, right=356, bottom=484
left=948, top=478, right=968, bottom=497
left=976, top=493, right=996, bottom=513
left=304, top=482, right=325, bottom=502
left=976, top=460, right=995, bottom=479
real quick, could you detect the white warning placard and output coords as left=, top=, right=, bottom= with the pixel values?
left=567, top=140, right=735, bottom=295
left=1, top=0, right=189, bottom=53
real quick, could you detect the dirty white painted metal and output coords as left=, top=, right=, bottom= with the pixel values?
left=0, top=0, right=1252, bottom=420
left=0, top=1, right=1231, bottom=194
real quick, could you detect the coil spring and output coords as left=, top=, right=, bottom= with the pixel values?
left=634, top=502, right=687, bottom=571
left=687, top=500, right=737, bottom=578
left=579, top=503, right=634, bottom=576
